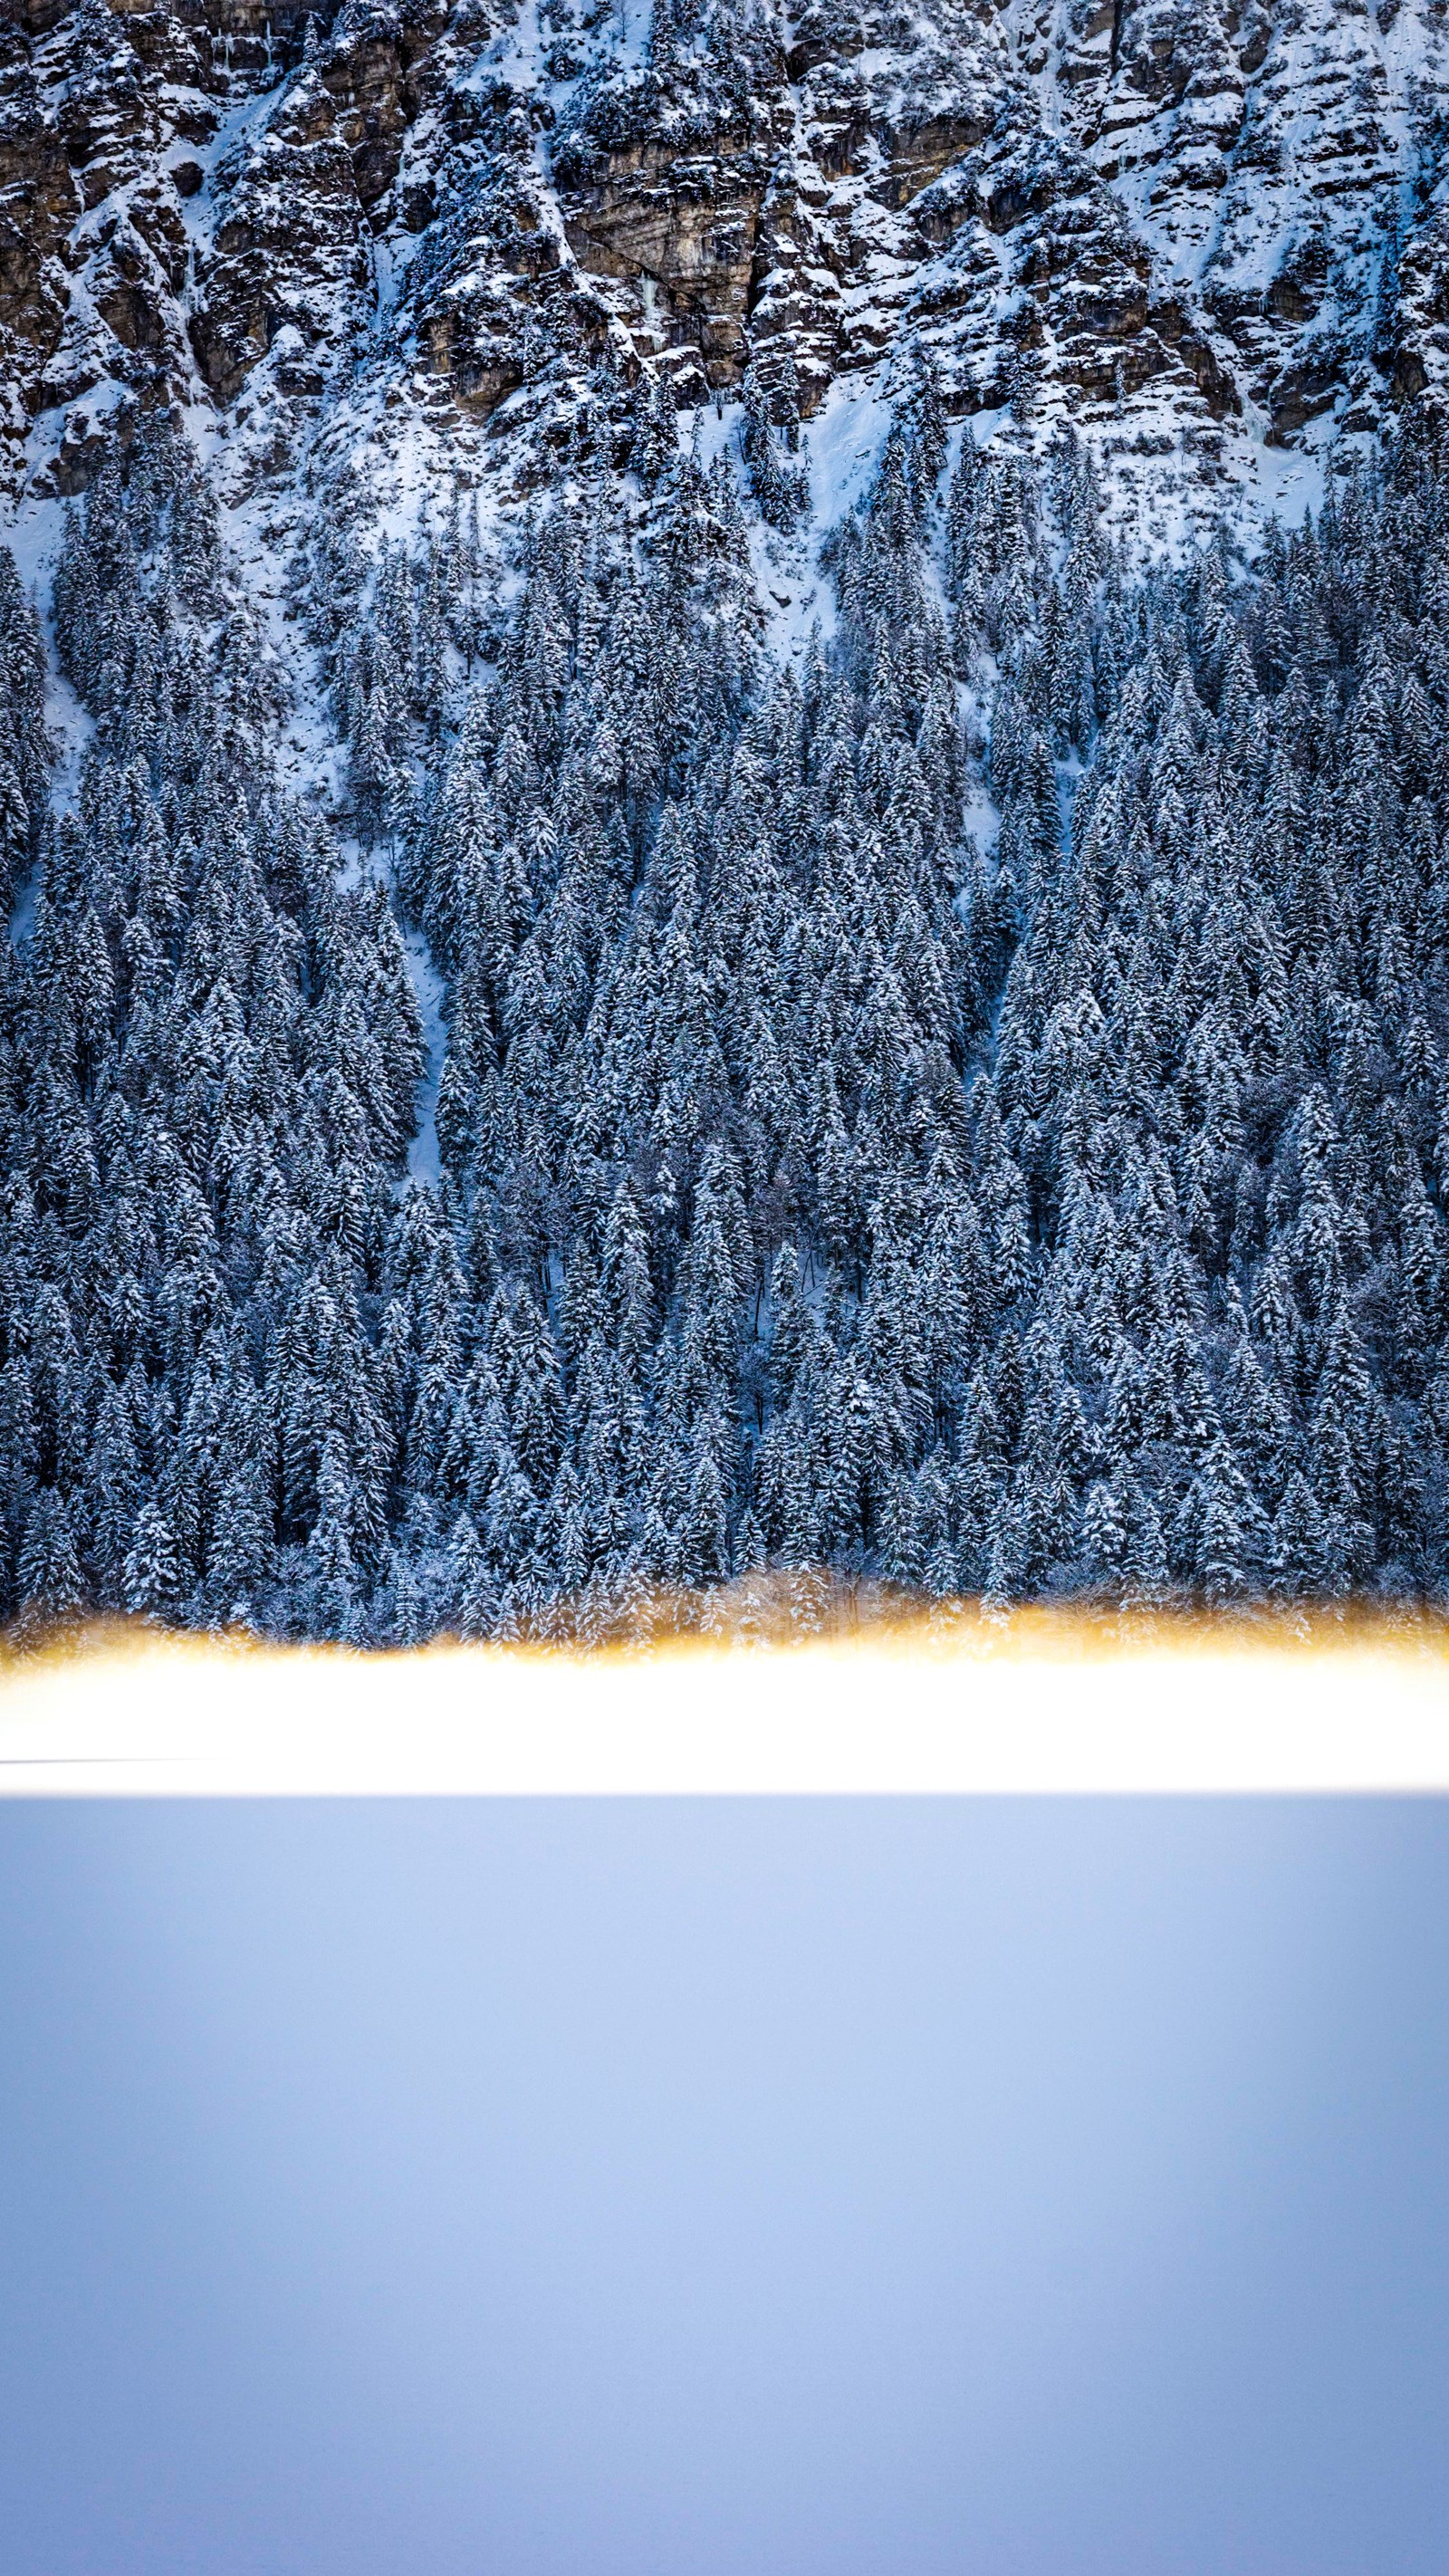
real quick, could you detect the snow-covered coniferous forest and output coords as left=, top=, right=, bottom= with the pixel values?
left=4, top=0, right=1449, bottom=1645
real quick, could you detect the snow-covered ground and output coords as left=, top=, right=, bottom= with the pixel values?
left=0, top=1622, right=1445, bottom=1795
left=404, top=926, right=447, bottom=1184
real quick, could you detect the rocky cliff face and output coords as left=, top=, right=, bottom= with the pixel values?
left=4, top=0, right=1449, bottom=533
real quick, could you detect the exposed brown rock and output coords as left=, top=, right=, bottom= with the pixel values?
left=3, top=0, right=1449, bottom=511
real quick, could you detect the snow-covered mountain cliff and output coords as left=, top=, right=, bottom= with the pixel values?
left=5, top=1, right=1449, bottom=1648
left=5, top=0, right=1449, bottom=542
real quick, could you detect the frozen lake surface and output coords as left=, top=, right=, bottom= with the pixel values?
left=1, top=1793, right=1448, bottom=2573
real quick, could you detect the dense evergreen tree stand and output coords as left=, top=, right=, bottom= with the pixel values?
left=4, top=389, right=1449, bottom=1645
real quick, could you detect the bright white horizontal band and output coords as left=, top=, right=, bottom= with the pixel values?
left=1, top=1621, right=1447, bottom=1796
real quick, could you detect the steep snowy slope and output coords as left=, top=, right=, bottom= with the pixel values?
left=5, top=0, right=1449, bottom=551
left=5, top=0, right=1449, bottom=1651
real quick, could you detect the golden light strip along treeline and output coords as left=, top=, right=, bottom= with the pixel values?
left=5, top=1582, right=1449, bottom=1681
